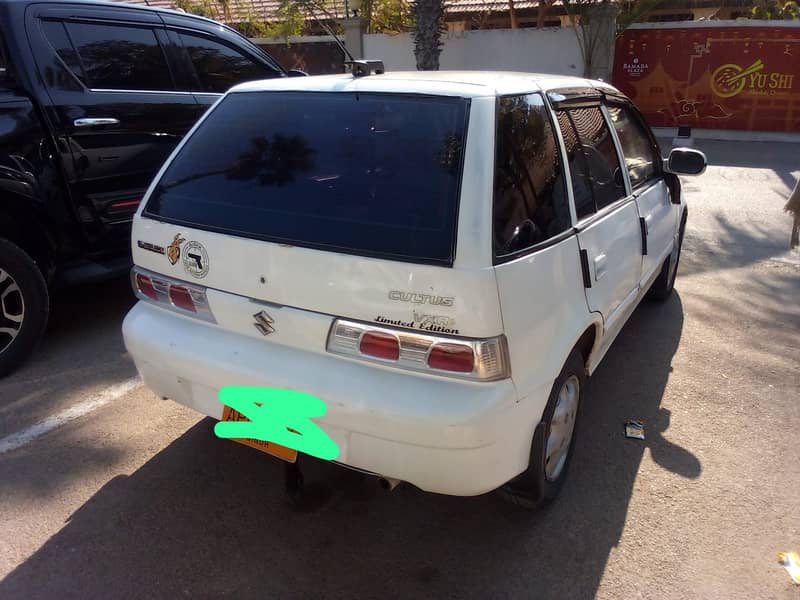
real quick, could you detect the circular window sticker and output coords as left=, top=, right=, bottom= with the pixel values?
left=182, top=241, right=210, bottom=279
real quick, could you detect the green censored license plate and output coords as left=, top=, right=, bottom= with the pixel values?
left=219, top=405, right=298, bottom=463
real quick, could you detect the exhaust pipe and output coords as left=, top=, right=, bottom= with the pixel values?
left=378, top=477, right=402, bottom=491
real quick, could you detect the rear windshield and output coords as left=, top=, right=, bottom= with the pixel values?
left=144, top=92, right=469, bottom=265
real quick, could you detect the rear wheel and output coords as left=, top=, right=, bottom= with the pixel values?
left=499, top=349, right=586, bottom=510
left=0, top=238, right=49, bottom=378
left=646, top=212, right=687, bottom=301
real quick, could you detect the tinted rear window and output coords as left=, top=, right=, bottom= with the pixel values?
left=145, top=92, right=469, bottom=265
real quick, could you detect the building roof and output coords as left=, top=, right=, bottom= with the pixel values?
left=115, top=0, right=550, bottom=25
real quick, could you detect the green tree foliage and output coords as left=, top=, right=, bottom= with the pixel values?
left=750, top=0, right=800, bottom=19
left=561, top=0, right=664, bottom=78
left=362, top=0, right=413, bottom=33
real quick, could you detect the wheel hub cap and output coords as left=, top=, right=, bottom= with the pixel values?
left=0, top=269, right=25, bottom=355
left=545, top=375, right=580, bottom=481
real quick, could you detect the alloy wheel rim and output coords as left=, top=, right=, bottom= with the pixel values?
left=545, top=375, right=580, bottom=481
left=0, top=268, right=25, bottom=355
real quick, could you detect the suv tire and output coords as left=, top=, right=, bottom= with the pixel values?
left=0, top=238, right=49, bottom=378
left=499, top=348, right=586, bottom=510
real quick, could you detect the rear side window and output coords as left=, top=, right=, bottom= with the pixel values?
left=607, top=105, right=660, bottom=189
left=145, top=92, right=469, bottom=265
left=494, top=94, right=569, bottom=258
left=41, top=20, right=85, bottom=86
left=179, top=33, right=279, bottom=93
left=556, top=106, right=627, bottom=218
left=64, top=22, right=173, bottom=90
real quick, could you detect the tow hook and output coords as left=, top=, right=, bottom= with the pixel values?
left=285, top=459, right=304, bottom=496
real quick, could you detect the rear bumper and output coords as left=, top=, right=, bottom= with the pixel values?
left=122, top=301, right=549, bottom=496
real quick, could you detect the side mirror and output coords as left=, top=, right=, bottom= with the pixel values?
left=667, top=148, right=707, bottom=176
left=286, top=69, right=309, bottom=78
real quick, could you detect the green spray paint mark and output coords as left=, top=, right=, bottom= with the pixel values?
left=214, top=386, right=339, bottom=461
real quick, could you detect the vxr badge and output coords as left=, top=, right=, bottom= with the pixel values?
left=253, top=310, right=275, bottom=336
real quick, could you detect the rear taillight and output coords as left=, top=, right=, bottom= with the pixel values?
left=168, top=285, right=196, bottom=313
left=131, top=267, right=215, bottom=323
left=326, top=319, right=510, bottom=381
left=427, top=343, right=474, bottom=372
left=135, top=273, right=158, bottom=300
left=359, top=331, right=400, bottom=360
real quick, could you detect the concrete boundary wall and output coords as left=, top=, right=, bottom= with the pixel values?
left=364, top=28, right=585, bottom=77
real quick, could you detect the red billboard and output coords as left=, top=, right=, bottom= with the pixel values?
left=612, top=24, right=800, bottom=132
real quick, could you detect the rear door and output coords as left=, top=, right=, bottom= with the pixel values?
left=135, top=90, right=504, bottom=341
left=27, top=4, right=200, bottom=253
left=552, top=97, right=643, bottom=333
left=606, top=102, right=675, bottom=288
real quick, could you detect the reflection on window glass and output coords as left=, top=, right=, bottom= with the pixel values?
left=179, top=34, right=279, bottom=93
left=556, top=107, right=626, bottom=216
left=607, top=106, right=659, bottom=188
left=66, top=22, right=172, bottom=90
left=556, top=110, right=595, bottom=220
left=41, top=20, right=85, bottom=89
left=146, top=92, right=468, bottom=265
left=494, top=94, right=569, bottom=256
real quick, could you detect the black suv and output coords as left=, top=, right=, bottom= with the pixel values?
left=0, top=0, right=288, bottom=376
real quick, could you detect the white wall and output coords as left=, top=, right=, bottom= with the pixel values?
left=363, top=28, right=584, bottom=76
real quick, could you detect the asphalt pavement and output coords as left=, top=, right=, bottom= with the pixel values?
left=0, top=139, right=798, bottom=599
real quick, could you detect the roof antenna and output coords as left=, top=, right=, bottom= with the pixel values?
left=303, top=4, right=384, bottom=76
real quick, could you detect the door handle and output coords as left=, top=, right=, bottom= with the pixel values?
left=73, top=118, right=120, bottom=128
left=593, top=253, right=608, bottom=281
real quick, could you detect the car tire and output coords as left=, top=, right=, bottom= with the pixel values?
left=499, top=348, right=586, bottom=510
left=646, top=212, right=687, bottom=302
left=0, top=238, right=49, bottom=378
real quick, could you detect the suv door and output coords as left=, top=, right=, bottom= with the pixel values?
left=606, top=102, right=675, bottom=288
left=27, top=5, right=201, bottom=254
left=552, top=97, right=643, bottom=336
left=159, top=13, right=284, bottom=111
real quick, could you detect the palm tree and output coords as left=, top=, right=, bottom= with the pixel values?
left=411, top=0, right=446, bottom=70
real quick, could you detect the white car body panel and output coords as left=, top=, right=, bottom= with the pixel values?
left=493, top=235, right=599, bottom=403
left=576, top=200, right=643, bottom=324
left=636, top=179, right=677, bottom=287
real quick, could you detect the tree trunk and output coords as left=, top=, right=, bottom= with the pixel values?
left=509, top=0, right=518, bottom=28
left=412, top=0, right=446, bottom=70
left=536, top=0, right=552, bottom=28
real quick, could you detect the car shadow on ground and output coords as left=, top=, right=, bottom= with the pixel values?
left=0, top=293, right=699, bottom=599
left=0, top=276, right=137, bottom=423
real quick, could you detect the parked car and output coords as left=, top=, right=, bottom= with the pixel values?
left=122, top=69, right=706, bottom=508
left=0, top=0, right=289, bottom=376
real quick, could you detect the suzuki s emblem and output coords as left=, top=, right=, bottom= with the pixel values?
left=253, top=310, right=275, bottom=336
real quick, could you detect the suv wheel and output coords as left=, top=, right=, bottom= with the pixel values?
left=499, top=349, right=586, bottom=510
left=0, top=238, right=49, bottom=378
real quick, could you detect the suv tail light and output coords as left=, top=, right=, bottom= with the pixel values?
left=131, top=267, right=215, bottom=323
left=326, top=319, right=510, bottom=382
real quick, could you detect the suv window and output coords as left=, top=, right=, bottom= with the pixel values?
left=179, top=33, right=279, bottom=93
left=556, top=106, right=627, bottom=218
left=63, top=22, right=173, bottom=90
left=494, top=94, right=569, bottom=258
left=41, top=20, right=85, bottom=86
left=145, top=92, right=469, bottom=265
left=607, top=105, right=660, bottom=189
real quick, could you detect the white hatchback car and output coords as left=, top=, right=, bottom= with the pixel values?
left=123, top=69, right=706, bottom=508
